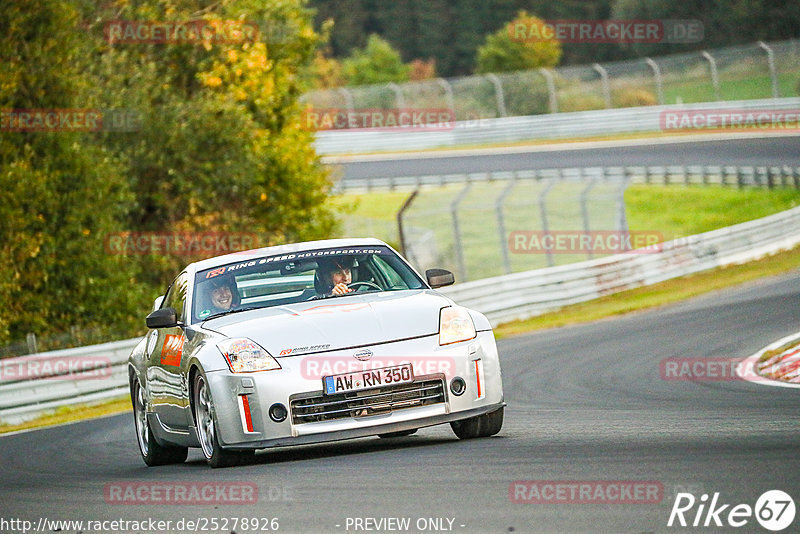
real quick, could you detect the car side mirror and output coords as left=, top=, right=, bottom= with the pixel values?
left=146, top=307, right=178, bottom=329
left=426, top=268, right=455, bottom=288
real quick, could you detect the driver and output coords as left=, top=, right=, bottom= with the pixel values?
left=316, top=257, right=356, bottom=296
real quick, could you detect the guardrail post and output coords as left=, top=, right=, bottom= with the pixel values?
left=758, top=41, right=780, bottom=99
left=645, top=58, right=664, bottom=105
left=451, top=184, right=472, bottom=281
left=387, top=82, right=406, bottom=109
left=701, top=51, right=721, bottom=101
left=397, top=189, right=419, bottom=259
left=593, top=63, right=612, bottom=109
left=539, top=68, right=558, bottom=114
left=496, top=174, right=518, bottom=274
left=580, top=178, right=598, bottom=260
left=485, top=73, right=507, bottom=117
left=539, top=180, right=556, bottom=267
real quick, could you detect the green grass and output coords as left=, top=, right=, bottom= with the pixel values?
left=625, top=185, right=800, bottom=241
left=334, top=184, right=800, bottom=280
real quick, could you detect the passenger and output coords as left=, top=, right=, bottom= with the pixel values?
left=203, top=275, right=240, bottom=313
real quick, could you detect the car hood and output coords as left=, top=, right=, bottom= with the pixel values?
left=201, top=290, right=450, bottom=355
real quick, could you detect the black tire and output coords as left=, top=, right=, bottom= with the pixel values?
left=131, top=378, right=188, bottom=466
left=378, top=429, right=418, bottom=438
left=450, top=407, right=504, bottom=440
left=193, top=373, right=254, bottom=468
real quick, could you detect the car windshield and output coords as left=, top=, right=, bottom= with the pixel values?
left=192, top=245, right=426, bottom=323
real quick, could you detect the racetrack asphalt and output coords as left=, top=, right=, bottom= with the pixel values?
left=335, top=135, right=800, bottom=181
left=1, top=269, right=799, bottom=533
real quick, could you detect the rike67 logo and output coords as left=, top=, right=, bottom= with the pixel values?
left=668, top=490, right=796, bottom=531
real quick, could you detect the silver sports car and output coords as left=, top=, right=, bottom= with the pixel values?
left=128, top=238, right=504, bottom=467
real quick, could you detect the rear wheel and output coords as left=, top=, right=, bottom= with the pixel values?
left=450, top=407, right=504, bottom=440
left=193, top=373, right=254, bottom=468
left=131, top=378, right=188, bottom=466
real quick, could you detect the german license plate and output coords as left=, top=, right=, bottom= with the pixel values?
left=323, top=364, right=414, bottom=395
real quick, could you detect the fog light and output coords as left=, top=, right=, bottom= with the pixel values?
left=269, top=403, right=288, bottom=422
left=450, top=377, right=466, bottom=396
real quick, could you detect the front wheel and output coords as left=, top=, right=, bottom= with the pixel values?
left=131, top=378, right=188, bottom=466
left=193, top=373, right=254, bottom=468
left=450, top=407, right=504, bottom=440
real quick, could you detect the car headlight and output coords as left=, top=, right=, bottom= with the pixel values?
left=217, top=338, right=281, bottom=373
left=439, top=306, right=476, bottom=345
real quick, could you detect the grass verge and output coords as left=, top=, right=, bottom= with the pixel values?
left=493, top=244, right=800, bottom=338
left=0, top=396, right=130, bottom=435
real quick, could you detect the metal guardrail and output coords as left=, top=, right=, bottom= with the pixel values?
left=314, top=97, right=800, bottom=155
left=335, top=164, right=800, bottom=193
left=0, top=339, right=136, bottom=425
left=3, top=204, right=800, bottom=424
left=439, top=204, right=800, bottom=325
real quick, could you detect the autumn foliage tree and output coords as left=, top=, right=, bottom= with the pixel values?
left=0, top=0, right=338, bottom=347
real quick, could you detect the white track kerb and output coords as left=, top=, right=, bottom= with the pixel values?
left=737, top=332, right=800, bottom=389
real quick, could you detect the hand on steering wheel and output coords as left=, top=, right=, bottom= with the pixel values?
left=348, top=281, right=382, bottom=292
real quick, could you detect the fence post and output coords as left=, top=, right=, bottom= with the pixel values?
left=26, top=333, right=38, bottom=355
left=701, top=51, right=721, bottom=101
left=615, top=173, right=630, bottom=231
left=539, top=68, right=558, bottom=114
left=387, top=82, right=406, bottom=109
left=397, top=189, right=419, bottom=259
left=580, top=178, right=598, bottom=260
left=436, top=78, right=456, bottom=117
left=758, top=41, right=780, bottom=99
left=539, top=180, right=557, bottom=267
left=593, top=63, right=612, bottom=109
left=496, top=174, right=518, bottom=274
left=645, top=58, right=664, bottom=105
left=451, top=184, right=472, bottom=281
left=337, top=88, right=354, bottom=112
left=485, top=73, right=507, bottom=117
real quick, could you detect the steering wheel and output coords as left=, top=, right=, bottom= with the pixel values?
left=348, top=281, right=382, bottom=292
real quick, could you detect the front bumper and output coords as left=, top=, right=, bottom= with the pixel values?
left=201, top=330, right=504, bottom=449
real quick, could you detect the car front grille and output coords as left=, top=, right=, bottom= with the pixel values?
left=290, top=376, right=446, bottom=424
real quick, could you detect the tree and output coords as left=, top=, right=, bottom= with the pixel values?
left=475, top=11, right=562, bottom=74
left=0, top=0, right=145, bottom=343
left=341, top=34, right=410, bottom=85
left=85, top=0, right=338, bottom=290
left=0, top=0, right=340, bottom=347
